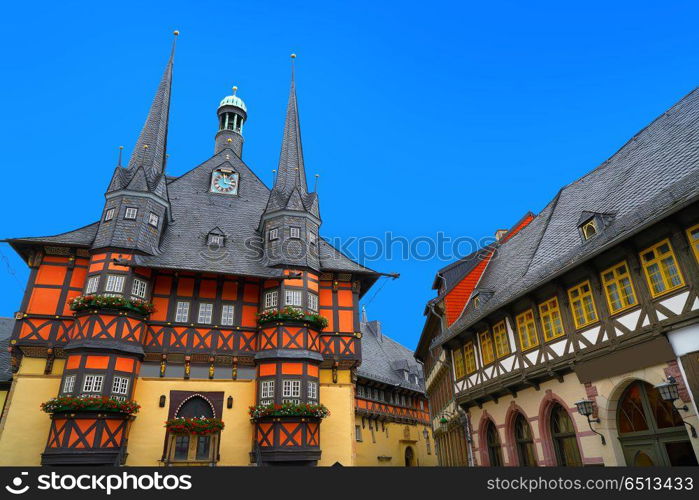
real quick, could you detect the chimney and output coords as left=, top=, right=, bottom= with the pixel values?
left=495, top=229, right=509, bottom=241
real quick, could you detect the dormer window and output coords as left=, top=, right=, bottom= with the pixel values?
left=580, top=218, right=598, bottom=240
left=208, top=233, right=224, bottom=247
left=125, top=207, right=138, bottom=220
left=290, top=227, right=301, bottom=239
left=268, top=228, right=279, bottom=241
left=104, top=208, right=115, bottom=221
left=472, top=295, right=480, bottom=308
left=148, top=212, right=160, bottom=227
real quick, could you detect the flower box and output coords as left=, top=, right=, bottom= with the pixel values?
left=69, top=294, right=155, bottom=316
left=248, top=402, right=330, bottom=421
left=165, top=417, right=225, bottom=435
left=256, top=307, right=328, bottom=331
left=41, top=395, right=140, bottom=415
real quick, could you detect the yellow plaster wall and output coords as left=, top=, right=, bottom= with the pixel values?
left=468, top=364, right=699, bottom=466
left=127, top=377, right=256, bottom=466
left=0, top=357, right=65, bottom=466
left=354, top=415, right=438, bottom=466
left=317, top=368, right=355, bottom=466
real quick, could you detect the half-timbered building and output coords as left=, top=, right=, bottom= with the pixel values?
left=0, top=36, right=432, bottom=467
left=418, top=88, right=699, bottom=466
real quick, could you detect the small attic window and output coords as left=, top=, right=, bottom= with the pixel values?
left=207, top=232, right=225, bottom=248
left=580, top=218, right=598, bottom=240
left=472, top=295, right=480, bottom=308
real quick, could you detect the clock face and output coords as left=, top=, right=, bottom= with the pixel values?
left=210, top=170, right=239, bottom=194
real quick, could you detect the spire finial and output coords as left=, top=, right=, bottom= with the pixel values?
left=117, top=146, right=124, bottom=167
left=170, top=30, right=179, bottom=60
left=290, top=53, right=296, bottom=82
left=232, top=85, right=238, bottom=95
left=361, top=305, right=368, bottom=323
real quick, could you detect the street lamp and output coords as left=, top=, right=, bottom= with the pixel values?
left=575, top=399, right=606, bottom=445
left=654, top=376, right=697, bottom=438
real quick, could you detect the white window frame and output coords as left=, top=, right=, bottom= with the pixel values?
left=104, top=208, right=115, bottom=221
left=208, top=234, right=224, bottom=246
left=175, top=301, right=190, bottom=323
left=307, top=292, right=318, bottom=312
left=282, top=379, right=301, bottom=403
left=85, top=276, right=99, bottom=295
left=309, top=231, right=317, bottom=245
left=285, top=289, right=302, bottom=307
left=148, top=212, right=159, bottom=227
left=260, top=380, right=275, bottom=402
left=197, top=303, right=213, bottom=324
left=131, top=278, right=147, bottom=299
left=82, top=374, right=104, bottom=393
left=264, top=290, right=278, bottom=310
left=221, top=304, right=235, bottom=326
left=307, top=381, right=318, bottom=401
left=124, top=207, right=138, bottom=220
left=105, top=274, right=125, bottom=294
left=63, top=374, right=76, bottom=393
left=112, top=376, right=129, bottom=395
left=290, top=226, right=301, bottom=239
left=268, top=228, right=279, bottom=241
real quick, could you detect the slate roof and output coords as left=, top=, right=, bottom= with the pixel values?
left=4, top=223, right=100, bottom=255
left=358, top=318, right=425, bottom=393
left=435, top=87, right=699, bottom=347
left=0, top=318, right=14, bottom=382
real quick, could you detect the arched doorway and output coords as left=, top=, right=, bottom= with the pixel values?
left=167, top=395, right=218, bottom=464
left=485, top=420, right=504, bottom=466
left=404, top=446, right=415, bottom=467
left=513, top=413, right=537, bottom=466
left=550, top=403, right=583, bottom=466
left=617, top=380, right=698, bottom=466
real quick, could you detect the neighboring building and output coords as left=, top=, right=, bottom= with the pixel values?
left=419, top=88, right=699, bottom=466
left=0, top=318, right=13, bottom=418
left=0, top=36, right=427, bottom=466
left=355, top=310, right=435, bottom=466
left=415, top=215, right=533, bottom=466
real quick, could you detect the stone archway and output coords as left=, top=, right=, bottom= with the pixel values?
left=404, top=446, right=415, bottom=467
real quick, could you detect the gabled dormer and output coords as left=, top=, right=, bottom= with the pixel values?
left=577, top=211, right=616, bottom=242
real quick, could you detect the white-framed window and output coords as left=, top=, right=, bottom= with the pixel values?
left=112, top=376, right=129, bottom=395
left=175, top=301, right=190, bottom=322
left=62, top=375, right=76, bottom=393
left=85, top=276, right=99, bottom=295
left=264, top=290, right=278, bottom=310
left=309, top=232, right=317, bottom=245
left=104, top=208, right=115, bottom=221
left=307, top=381, right=318, bottom=401
left=260, top=380, right=275, bottom=404
left=124, top=207, right=138, bottom=220
left=82, top=374, right=104, bottom=393
left=290, top=227, right=301, bottom=239
left=357, top=385, right=365, bottom=398
left=285, top=289, right=302, bottom=307
left=131, top=278, right=147, bottom=298
left=105, top=274, right=125, bottom=294
left=355, top=425, right=362, bottom=442
left=208, top=234, right=224, bottom=246
left=307, top=293, right=318, bottom=312
left=282, top=379, right=301, bottom=403
left=221, top=304, right=235, bottom=326
left=198, top=303, right=213, bottom=324
left=268, top=228, right=279, bottom=241
left=148, top=212, right=159, bottom=227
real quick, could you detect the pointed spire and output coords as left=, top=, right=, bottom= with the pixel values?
left=361, top=305, right=368, bottom=323
left=126, top=31, right=177, bottom=182
left=272, top=53, right=308, bottom=195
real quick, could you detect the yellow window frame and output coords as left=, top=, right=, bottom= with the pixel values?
left=453, top=347, right=465, bottom=380
left=538, top=297, right=566, bottom=341
left=687, top=224, right=699, bottom=263
left=601, top=261, right=638, bottom=314
left=479, top=330, right=495, bottom=365
left=567, top=280, right=598, bottom=329
left=516, top=309, right=539, bottom=351
left=639, top=239, right=685, bottom=298
left=492, top=320, right=510, bottom=358
left=464, top=341, right=477, bottom=374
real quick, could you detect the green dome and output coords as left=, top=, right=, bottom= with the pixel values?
left=219, top=94, right=247, bottom=112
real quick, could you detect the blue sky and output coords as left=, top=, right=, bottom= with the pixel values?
left=1, top=1, right=698, bottom=349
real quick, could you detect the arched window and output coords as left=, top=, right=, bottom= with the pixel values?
left=167, top=396, right=218, bottom=465
left=617, top=381, right=697, bottom=466
left=549, top=403, right=582, bottom=466
left=485, top=421, right=503, bottom=466
left=514, top=413, right=537, bottom=466
left=177, top=396, right=214, bottom=419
